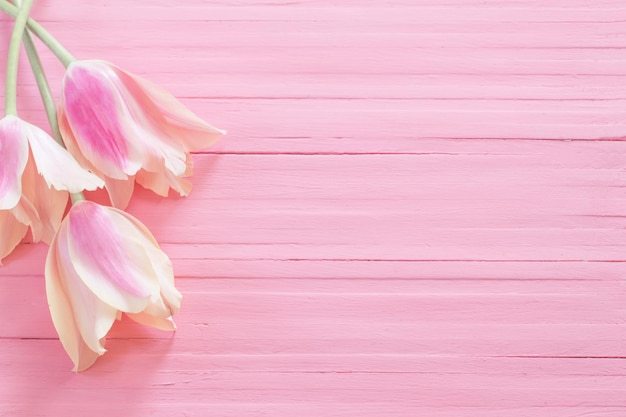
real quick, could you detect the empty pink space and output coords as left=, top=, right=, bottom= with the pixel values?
left=1, top=0, right=626, bottom=416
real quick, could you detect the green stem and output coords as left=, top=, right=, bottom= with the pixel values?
left=4, top=0, right=33, bottom=115
left=21, top=29, right=61, bottom=144
left=0, top=0, right=74, bottom=67
left=70, top=193, right=85, bottom=204
left=19, top=2, right=85, bottom=203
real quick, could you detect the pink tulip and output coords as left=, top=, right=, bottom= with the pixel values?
left=58, top=60, right=225, bottom=209
left=45, top=200, right=182, bottom=371
left=0, top=115, right=104, bottom=261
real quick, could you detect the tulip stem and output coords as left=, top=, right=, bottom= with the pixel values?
left=4, top=0, right=33, bottom=115
left=0, top=0, right=75, bottom=67
left=21, top=22, right=62, bottom=145
left=70, top=193, right=85, bottom=204
left=17, top=0, right=86, bottom=204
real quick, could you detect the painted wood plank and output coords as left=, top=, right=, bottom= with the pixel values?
left=1, top=0, right=626, bottom=415
left=0, top=275, right=624, bottom=360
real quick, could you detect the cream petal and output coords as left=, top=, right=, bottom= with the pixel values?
left=141, top=244, right=181, bottom=316
left=11, top=196, right=38, bottom=225
left=139, top=296, right=173, bottom=320
left=127, top=122, right=187, bottom=177
left=112, top=63, right=225, bottom=152
left=33, top=186, right=68, bottom=245
left=126, top=313, right=176, bottom=331
left=61, top=61, right=143, bottom=180
left=24, top=120, right=104, bottom=192
left=74, top=339, right=102, bottom=372
left=135, top=169, right=170, bottom=197
left=164, top=168, right=192, bottom=197
left=66, top=201, right=160, bottom=313
left=11, top=196, right=42, bottom=242
left=17, top=156, right=60, bottom=242
left=152, top=138, right=187, bottom=177
left=136, top=169, right=192, bottom=198
left=20, top=157, right=69, bottom=244
left=101, top=64, right=189, bottom=178
left=160, top=144, right=188, bottom=176
left=111, top=208, right=182, bottom=315
left=104, top=175, right=135, bottom=209
left=123, top=113, right=191, bottom=190
left=0, top=115, right=29, bottom=210
left=45, top=227, right=101, bottom=372
left=146, top=244, right=182, bottom=315
left=56, top=221, right=118, bottom=354
left=183, top=153, right=194, bottom=177
left=164, top=123, right=225, bottom=154
left=0, top=210, right=28, bottom=263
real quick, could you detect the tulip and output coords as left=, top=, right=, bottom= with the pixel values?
left=58, top=60, right=225, bottom=209
left=45, top=200, right=182, bottom=371
left=0, top=115, right=104, bottom=261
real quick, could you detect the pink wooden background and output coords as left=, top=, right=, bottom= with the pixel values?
left=2, top=0, right=626, bottom=415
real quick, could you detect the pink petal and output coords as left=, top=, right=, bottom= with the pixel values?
left=0, top=115, right=28, bottom=209
left=112, top=64, right=225, bottom=152
left=58, top=105, right=101, bottom=174
left=103, top=175, right=135, bottom=209
left=62, top=61, right=143, bottom=180
left=45, top=228, right=101, bottom=372
left=24, top=120, right=104, bottom=192
left=66, top=201, right=160, bottom=313
left=56, top=220, right=118, bottom=355
left=0, top=210, right=28, bottom=263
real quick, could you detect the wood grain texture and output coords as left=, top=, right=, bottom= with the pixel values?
left=1, top=0, right=626, bottom=416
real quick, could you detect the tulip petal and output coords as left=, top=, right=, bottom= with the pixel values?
left=66, top=201, right=160, bottom=313
left=113, top=66, right=225, bottom=151
left=24, top=121, right=104, bottom=192
left=135, top=169, right=169, bottom=197
left=32, top=184, right=68, bottom=245
left=165, top=123, right=226, bottom=154
left=56, top=221, right=117, bottom=354
left=142, top=245, right=181, bottom=316
left=62, top=62, right=143, bottom=180
left=136, top=169, right=192, bottom=197
left=104, top=175, right=135, bottom=209
left=45, top=229, right=101, bottom=372
left=11, top=196, right=42, bottom=241
left=129, top=123, right=187, bottom=177
left=19, top=155, right=69, bottom=244
left=112, top=208, right=182, bottom=315
left=165, top=169, right=193, bottom=197
left=147, top=244, right=182, bottom=315
left=0, top=210, right=28, bottom=263
left=183, top=152, right=194, bottom=177
left=126, top=313, right=176, bottom=331
left=15, top=154, right=37, bottom=226
left=58, top=105, right=100, bottom=174
left=0, top=116, right=28, bottom=210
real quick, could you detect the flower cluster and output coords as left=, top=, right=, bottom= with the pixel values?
left=0, top=1, right=224, bottom=371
